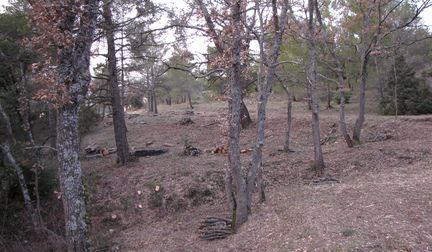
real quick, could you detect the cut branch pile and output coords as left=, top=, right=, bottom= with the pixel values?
left=179, top=117, right=194, bottom=125
left=198, top=217, right=232, bottom=241
left=84, top=144, right=116, bottom=159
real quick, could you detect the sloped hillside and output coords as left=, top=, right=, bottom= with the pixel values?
left=82, top=98, right=432, bottom=251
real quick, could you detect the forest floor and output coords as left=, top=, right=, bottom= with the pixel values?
left=81, top=96, right=432, bottom=251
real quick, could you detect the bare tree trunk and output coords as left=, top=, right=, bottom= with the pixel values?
left=337, top=75, right=354, bottom=148
left=0, top=103, right=41, bottom=229
left=103, top=0, right=130, bottom=165
left=240, top=99, right=252, bottom=129
left=314, top=2, right=353, bottom=148
left=281, top=84, right=293, bottom=151
left=307, top=0, right=325, bottom=173
left=247, top=0, right=289, bottom=209
left=375, top=57, right=384, bottom=99
left=48, top=105, right=57, bottom=150
left=152, top=90, right=158, bottom=114
left=224, top=170, right=235, bottom=213
left=353, top=54, right=368, bottom=143
left=54, top=1, right=98, bottom=249
left=229, top=0, right=248, bottom=230
left=392, top=54, right=399, bottom=141
left=326, top=83, right=333, bottom=109
left=187, top=91, right=193, bottom=109
left=147, top=90, right=153, bottom=113
left=352, top=7, right=373, bottom=144
left=56, top=106, right=88, bottom=251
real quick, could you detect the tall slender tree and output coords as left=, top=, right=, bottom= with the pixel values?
left=306, top=0, right=325, bottom=172
left=103, top=0, right=130, bottom=165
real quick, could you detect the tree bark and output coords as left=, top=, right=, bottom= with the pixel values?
left=240, top=99, right=252, bottom=129
left=307, top=0, right=325, bottom=173
left=187, top=91, right=193, bottom=109
left=152, top=90, right=158, bottom=114
left=352, top=6, right=373, bottom=144
left=0, top=103, right=41, bottom=229
left=56, top=106, right=88, bottom=251
left=54, top=0, right=99, bottom=250
left=281, top=83, right=293, bottom=151
left=247, top=0, right=289, bottom=209
left=353, top=50, right=369, bottom=143
left=337, top=75, right=354, bottom=148
left=314, top=2, right=353, bottom=148
left=375, top=57, right=384, bottom=99
left=103, top=0, right=130, bottom=165
left=228, top=0, right=248, bottom=230
left=48, top=105, right=57, bottom=150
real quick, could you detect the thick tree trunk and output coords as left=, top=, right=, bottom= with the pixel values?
left=229, top=0, right=248, bottom=230
left=103, top=0, right=130, bottom=165
left=54, top=1, right=98, bottom=250
left=187, top=91, right=193, bottom=109
left=152, top=90, right=158, bottom=114
left=307, top=0, right=325, bottom=173
left=56, top=106, right=88, bottom=251
left=148, top=90, right=153, bottom=113
left=353, top=54, right=368, bottom=143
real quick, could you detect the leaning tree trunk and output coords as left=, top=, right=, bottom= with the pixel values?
left=337, top=76, right=354, bottom=148
left=314, top=1, right=353, bottom=148
left=240, top=99, right=252, bottom=129
left=103, top=0, right=130, bottom=165
left=0, top=103, right=41, bottom=230
left=246, top=0, right=289, bottom=209
left=307, top=0, right=325, bottom=173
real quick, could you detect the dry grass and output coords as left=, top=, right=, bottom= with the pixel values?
left=82, top=96, right=432, bottom=251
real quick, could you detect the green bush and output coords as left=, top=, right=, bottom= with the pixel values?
left=333, top=91, right=352, bottom=105
left=79, top=105, right=100, bottom=135
left=130, top=96, right=143, bottom=109
left=379, top=55, right=432, bottom=115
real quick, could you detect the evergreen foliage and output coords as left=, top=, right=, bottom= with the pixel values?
left=380, top=55, right=432, bottom=115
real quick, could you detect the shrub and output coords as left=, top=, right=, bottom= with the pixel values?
left=333, top=91, right=352, bottom=105
left=130, top=96, right=143, bottom=109
left=379, top=55, right=432, bottom=115
left=79, top=105, right=100, bottom=135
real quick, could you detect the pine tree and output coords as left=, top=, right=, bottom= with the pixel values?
left=380, top=55, right=432, bottom=115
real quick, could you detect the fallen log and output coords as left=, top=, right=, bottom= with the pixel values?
left=131, top=149, right=168, bottom=157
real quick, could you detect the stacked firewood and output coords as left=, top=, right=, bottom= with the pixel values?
left=199, top=217, right=232, bottom=241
